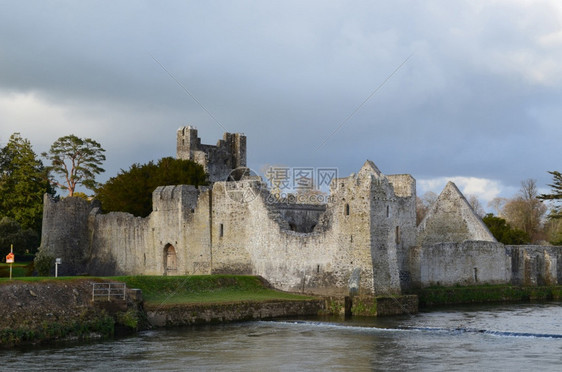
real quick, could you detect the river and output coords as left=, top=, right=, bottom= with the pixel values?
left=2, top=302, right=561, bottom=371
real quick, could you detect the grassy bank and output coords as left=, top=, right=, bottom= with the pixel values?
left=412, top=284, right=562, bottom=307
left=0, top=263, right=33, bottom=278
left=114, top=275, right=313, bottom=305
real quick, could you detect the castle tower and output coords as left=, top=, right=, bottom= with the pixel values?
left=176, top=126, right=200, bottom=160
left=176, top=126, right=247, bottom=182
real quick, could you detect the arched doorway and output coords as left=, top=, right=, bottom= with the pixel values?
left=164, top=244, right=177, bottom=275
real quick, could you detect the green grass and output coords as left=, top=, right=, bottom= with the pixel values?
left=0, top=274, right=314, bottom=305
left=113, top=275, right=313, bottom=305
left=0, top=262, right=32, bottom=278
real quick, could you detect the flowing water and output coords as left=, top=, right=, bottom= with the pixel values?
left=2, top=302, right=562, bottom=371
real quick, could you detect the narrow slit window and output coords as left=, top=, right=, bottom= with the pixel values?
left=220, top=223, right=224, bottom=237
left=395, top=226, right=400, bottom=244
left=345, top=204, right=350, bottom=216
left=386, top=205, right=390, bottom=218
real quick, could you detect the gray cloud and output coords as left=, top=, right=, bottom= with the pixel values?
left=1, top=0, right=561, bottom=201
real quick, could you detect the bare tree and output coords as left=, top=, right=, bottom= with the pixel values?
left=488, top=197, right=507, bottom=217
left=467, top=194, right=485, bottom=217
left=416, top=191, right=437, bottom=225
left=502, top=179, right=547, bottom=243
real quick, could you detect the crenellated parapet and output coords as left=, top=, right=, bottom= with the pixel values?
left=152, top=184, right=202, bottom=214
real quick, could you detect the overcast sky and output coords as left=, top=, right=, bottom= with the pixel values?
left=1, top=0, right=561, bottom=209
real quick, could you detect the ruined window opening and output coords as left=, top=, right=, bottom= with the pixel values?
left=386, top=205, right=390, bottom=218
left=289, top=223, right=297, bottom=231
left=220, top=223, right=224, bottom=237
left=395, top=226, right=401, bottom=244
left=345, top=204, right=350, bottom=216
left=182, top=139, right=185, bottom=146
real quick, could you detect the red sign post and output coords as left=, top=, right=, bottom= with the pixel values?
left=5, top=244, right=14, bottom=280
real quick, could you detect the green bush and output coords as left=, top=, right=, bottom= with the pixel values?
left=34, top=253, right=54, bottom=276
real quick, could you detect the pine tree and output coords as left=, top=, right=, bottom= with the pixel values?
left=42, top=134, right=106, bottom=196
left=539, top=171, right=562, bottom=219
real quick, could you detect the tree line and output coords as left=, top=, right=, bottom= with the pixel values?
left=0, top=132, right=207, bottom=259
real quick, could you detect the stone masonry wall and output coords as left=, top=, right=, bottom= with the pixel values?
left=37, top=160, right=419, bottom=296
left=410, top=241, right=510, bottom=287
left=507, top=245, right=562, bottom=286
left=38, top=194, right=97, bottom=275
left=210, top=178, right=378, bottom=296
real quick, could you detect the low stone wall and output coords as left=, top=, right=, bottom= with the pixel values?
left=376, top=295, right=419, bottom=316
left=0, top=280, right=143, bottom=347
left=145, top=299, right=325, bottom=327
left=323, top=295, right=418, bottom=317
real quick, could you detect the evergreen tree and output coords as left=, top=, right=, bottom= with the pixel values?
left=0, top=217, right=39, bottom=257
left=538, top=171, right=562, bottom=219
left=0, top=133, right=52, bottom=231
left=96, top=157, right=208, bottom=217
left=482, top=214, right=530, bottom=245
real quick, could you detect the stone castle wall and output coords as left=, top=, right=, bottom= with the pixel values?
left=37, top=129, right=562, bottom=295
left=410, top=241, right=510, bottom=287
left=507, top=245, right=562, bottom=286
left=38, top=195, right=97, bottom=275
left=38, top=159, right=418, bottom=296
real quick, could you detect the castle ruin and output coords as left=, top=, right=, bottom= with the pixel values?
left=36, top=127, right=562, bottom=296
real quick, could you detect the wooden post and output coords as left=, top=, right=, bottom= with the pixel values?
left=9, top=244, right=13, bottom=280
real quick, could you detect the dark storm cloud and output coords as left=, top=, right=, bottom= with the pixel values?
left=1, top=0, right=561, bottom=203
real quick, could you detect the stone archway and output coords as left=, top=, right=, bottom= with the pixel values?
left=164, top=244, right=177, bottom=275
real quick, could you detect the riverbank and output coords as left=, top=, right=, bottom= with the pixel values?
left=4, top=275, right=560, bottom=348
left=115, top=275, right=325, bottom=327
left=0, top=278, right=135, bottom=347
left=0, top=275, right=320, bottom=347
